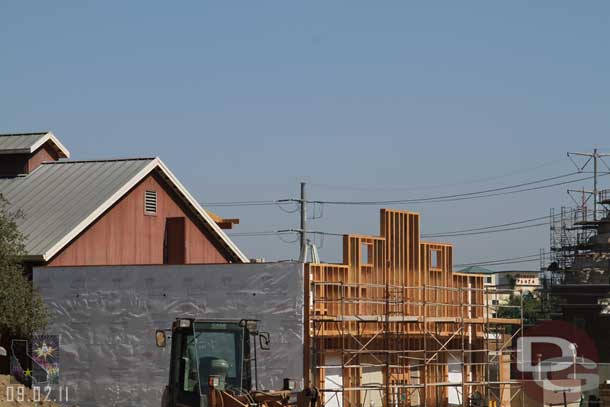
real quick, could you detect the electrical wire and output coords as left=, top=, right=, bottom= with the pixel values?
left=201, top=200, right=278, bottom=207
left=456, top=253, right=540, bottom=266
left=200, top=170, right=598, bottom=208
left=458, top=253, right=541, bottom=265
left=229, top=219, right=549, bottom=239
left=423, top=214, right=552, bottom=235
left=309, top=230, right=344, bottom=237
left=456, top=258, right=541, bottom=267
left=228, top=231, right=281, bottom=237
left=313, top=172, right=591, bottom=206
left=230, top=228, right=543, bottom=267
left=422, top=222, right=548, bottom=238
left=455, top=253, right=541, bottom=268
left=309, top=158, right=565, bottom=192
left=275, top=201, right=300, bottom=213
left=276, top=231, right=300, bottom=244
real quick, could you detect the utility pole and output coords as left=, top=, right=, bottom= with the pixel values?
left=567, top=149, right=610, bottom=221
left=299, top=181, right=307, bottom=262
left=277, top=181, right=313, bottom=263
left=595, top=148, right=598, bottom=219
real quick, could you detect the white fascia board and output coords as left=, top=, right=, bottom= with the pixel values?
left=41, top=159, right=158, bottom=261
left=30, top=132, right=71, bottom=158
left=155, top=159, right=250, bottom=263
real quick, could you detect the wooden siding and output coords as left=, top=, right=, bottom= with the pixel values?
left=48, top=171, right=230, bottom=266
left=28, top=143, right=60, bottom=172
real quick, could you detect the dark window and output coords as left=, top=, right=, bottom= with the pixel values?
left=164, top=217, right=185, bottom=264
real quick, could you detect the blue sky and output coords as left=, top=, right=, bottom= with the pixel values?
left=1, top=2, right=609, bottom=267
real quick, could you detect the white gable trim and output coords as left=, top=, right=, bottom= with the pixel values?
left=155, top=160, right=249, bottom=263
left=42, top=158, right=248, bottom=263
left=31, top=132, right=71, bottom=158
left=0, top=132, right=72, bottom=157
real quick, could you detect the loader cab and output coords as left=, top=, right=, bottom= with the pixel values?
left=159, top=319, right=254, bottom=407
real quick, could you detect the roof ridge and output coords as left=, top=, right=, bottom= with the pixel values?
left=0, top=132, right=49, bottom=137
left=42, top=157, right=157, bottom=165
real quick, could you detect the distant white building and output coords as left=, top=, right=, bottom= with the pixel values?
left=457, top=266, right=542, bottom=318
left=458, top=266, right=541, bottom=293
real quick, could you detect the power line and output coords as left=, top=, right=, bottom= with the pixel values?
left=308, top=230, right=344, bottom=237
left=228, top=231, right=283, bottom=237
left=456, top=258, right=541, bottom=268
left=229, top=229, right=344, bottom=239
left=424, top=214, right=551, bottom=235
left=456, top=253, right=540, bottom=265
left=275, top=201, right=300, bottom=213
left=468, top=257, right=540, bottom=266
left=229, top=210, right=570, bottom=239
left=313, top=172, right=591, bottom=206
left=228, top=208, right=573, bottom=241
left=230, top=219, right=550, bottom=241
left=455, top=253, right=540, bottom=268
left=309, top=158, right=565, bottom=192
left=228, top=230, right=302, bottom=245
left=202, top=169, right=598, bottom=208
left=423, top=222, right=548, bottom=238
left=230, top=228, right=543, bottom=268
left=567, top=149, right=610, bottom=221
left=202, top=200, right=277, bottom=207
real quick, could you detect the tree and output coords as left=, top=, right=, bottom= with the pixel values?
left=497, top=291, right=544, bottom=326
left=0, top=194, right=47, bottom=337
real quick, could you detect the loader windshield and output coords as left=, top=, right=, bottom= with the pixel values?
left=191, top=321, right=245, bottom=395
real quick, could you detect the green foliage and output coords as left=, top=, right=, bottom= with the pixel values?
left=497, top=291, right=543, bottom=326
left=0, top=194, right=47, bottom=336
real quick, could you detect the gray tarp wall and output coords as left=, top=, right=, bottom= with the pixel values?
left=33, top=262, right=304, bottom=407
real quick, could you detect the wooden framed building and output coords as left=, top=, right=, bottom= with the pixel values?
left=306, top=209, right=522, bottom=407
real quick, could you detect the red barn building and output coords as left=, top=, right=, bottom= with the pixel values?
left=0, top=132, right=248, bottom=270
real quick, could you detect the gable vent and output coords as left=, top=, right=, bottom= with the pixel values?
left=144, top=190, right=158, bottom=214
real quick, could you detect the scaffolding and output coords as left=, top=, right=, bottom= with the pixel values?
left=547, top=194, right=610, bottom=290
left=309, top=282, right=524, bottom=407
left=549, top=206, right=596, bottom=272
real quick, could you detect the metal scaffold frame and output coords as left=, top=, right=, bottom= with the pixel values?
left=549, top=206, right=600, bottom=275
left=309, top=282, right=524, bottom=407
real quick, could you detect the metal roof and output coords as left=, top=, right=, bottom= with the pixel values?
left=0, top=158, right=248, bottom=263
left=0, top=132, right=70, bottom=157
left=455, top=265, right=496, bottom=275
